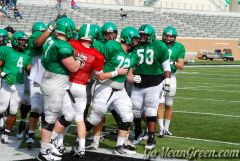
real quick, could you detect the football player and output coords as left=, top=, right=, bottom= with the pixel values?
left=0, top=29, right=9, bottom=131
left=25, top=21, right=47, bottom=148
left=86, top=21, right=119, bottom=150
left=0, top=31, right=31, bottom=144
left=35, top=17, right=84, bottom=161
left=157, top=26, right=185, bottom=137
left=69, top=23, right=127, bottom=158
left=127, top=24, right=171, bottom=150
left=85, top=26, right=140, bottom=155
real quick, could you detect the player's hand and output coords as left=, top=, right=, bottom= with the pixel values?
left=76, top=55, right=85, bottom=69
left=133, top=75, right=141, bottom=83
left=163, top=78, right=171, bottom=93
left=48, top=19, right=57, bottom=32
left=0, top=72, right=15, bottom=85
left=117, top=68, right=128, bottom=76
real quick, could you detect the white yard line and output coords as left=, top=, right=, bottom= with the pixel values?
left=174, top=110, right=240, bottom=118
left=180, top=81, right=240, bottom=87
left=168, top=135, right=240, bottom=146
left=178, top=87, right=240, bottom=93
left=175, top=96, right=240, bottom=103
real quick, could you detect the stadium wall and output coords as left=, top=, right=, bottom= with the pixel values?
left=177, top=37, right=240, bottom=60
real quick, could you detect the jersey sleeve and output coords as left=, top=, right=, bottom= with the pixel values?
left=178, top=43, right=186, bottom=59
left=158, top=41, right=169, bottom=63
left=93, top=50, right=104, bottom=72
left=58, top=43, right=74, bottom=60
left=0, top=46, right=10, bottom=62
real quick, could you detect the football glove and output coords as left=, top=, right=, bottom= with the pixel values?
left=75, top=55, right=85, bottom=69
left=163, top=78, right=171, bottom=93
left=133, top=75, right=141, bottom=83
left=170, top=61, right=175, bottom=65
left=0, top=72, right=15, bottom=85
left=48, top=19, right=57, bottom=32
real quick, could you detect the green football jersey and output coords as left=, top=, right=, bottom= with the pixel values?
left=92, top=40, right=106, bottom=54
left=102, top=40, right=139, bottom=83
left=41, top=36, right=74, bottom=75
left=134, top=40, right=169, bottom=75
left=0, top=46, right=31, bottom=84
left=167, top=42, right=185, bottom=73
left=28, top=31, right=43, bottom=57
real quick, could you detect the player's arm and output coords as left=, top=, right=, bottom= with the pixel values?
left=61, top=56, right=82, bottom=73
left=25, top=64, right=32, bottom=75
left=95, top=68, right=128, bottom=81
left=34, top=30, right=51, bottom=47
left=126, top=68, right=141, bottom=83
left=175, top=58, right=184, bottom=70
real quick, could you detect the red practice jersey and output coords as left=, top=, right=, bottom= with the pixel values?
left=69, top=39, right=104, bottom=85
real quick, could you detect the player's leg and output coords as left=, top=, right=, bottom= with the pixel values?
left=0, top=81, right=12, bottom=143
left=37, top=87, right=65, bottom=161
left=113, top=89, right=136, bottom=155
left=164, top=74, right=176, bottom=135
left=131, top=86, right=144, bottom=144
left=144, top=83, right=162, bottom=150
left=85, top=84, right=111, bottom=133
left=157, top=89, right=166, bottom=137
left=69, top=83, right=87, bottom=157
left=4, top=84, right=24, bottom=143
left=26, top=81, right=43, bottom=147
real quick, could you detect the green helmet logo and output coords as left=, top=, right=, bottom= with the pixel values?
left=32, top=22, right=46, bottom=33
left=55, top=17, right=76, bottom=39
left=78, top=23, right=96, bottom=42
left=163, top=26, right=177, bottom=37
left=138, top=24, right=156, bottom=43
left=102, top=22, right=118, bottom=41
left=120, top=26, right=139, bottom=45
left=11, top=31, right=28, bottom=51
left=91, top=24, right=103, bottom=41
left=0, top=29, right=9, bottom=46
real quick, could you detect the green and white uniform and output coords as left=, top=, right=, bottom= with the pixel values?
left=160, top=42, right=185, bottom=106
left=87, top=40, right=139, bottom=126
left=41, top=36, right=75, bottom=124
left=0, top=46, right=31, bottom=115
left=131, top=40, right=169, bottom=118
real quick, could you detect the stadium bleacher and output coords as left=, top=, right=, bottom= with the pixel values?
left=0, top=2, right=239, bottom=39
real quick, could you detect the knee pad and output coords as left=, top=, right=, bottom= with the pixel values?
left=41, top=118, right=54, bottom=131
left=58, top=115, right=71, bottom=128
left=165, top=96, right=174, bottom=107
left=110, top=110, right=121, bottom=125
left=30, top=112, right=40, bottom=119
left=85, top=120, right=94, bottom=132
left=20, top=104, right=31, bottom=119
left=146, top=116, right=157, bottom=123
left=118, top=121, right=131, bottom=131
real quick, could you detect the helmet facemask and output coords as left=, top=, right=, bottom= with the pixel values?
left=163, top=34, right=176, bottom=46
left=17, top=38, right=28, bottom=51
left=103, top=31, right=117, bottom=41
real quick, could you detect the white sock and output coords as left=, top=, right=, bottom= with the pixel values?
left=116, top=136, right=125, bottom=146
left=28, top=130, right=35, bottom=134
left=158, top=119, right=164, bottom=130
left=51, top=130, right=59, bottom=140
left=57, top=133, right=64, bottom=146
left=93, top=135, right=100, bottom=144
left=40, top=142, right=51, bottom=154
left=164, top=119, right=171, bottom=131
left=78, top=138, right=86, bottom=149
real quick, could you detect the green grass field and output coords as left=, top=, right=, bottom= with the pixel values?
left=17, top=65, right=240, bottom=161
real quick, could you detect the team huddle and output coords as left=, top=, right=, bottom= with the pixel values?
left=0, top=16, right=185, bottom=161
